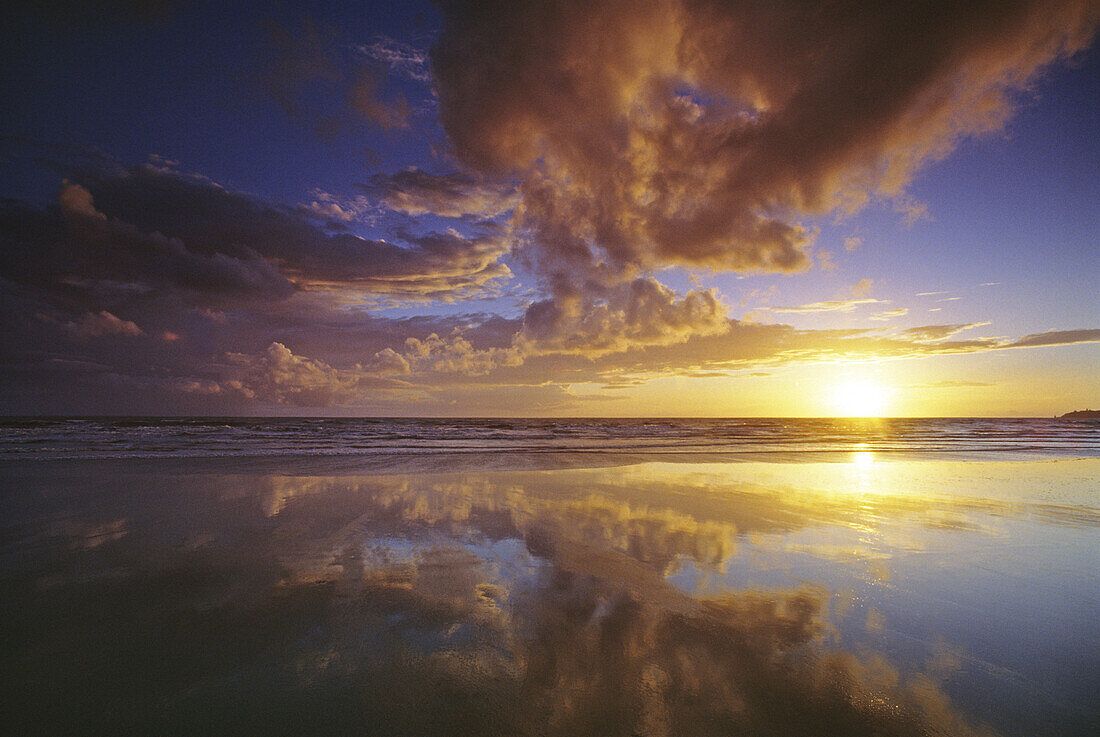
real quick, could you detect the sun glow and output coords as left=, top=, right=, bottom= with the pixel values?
left=832, top=379, right=889, bottom=417
left=852, top=450, right=875, bottom=469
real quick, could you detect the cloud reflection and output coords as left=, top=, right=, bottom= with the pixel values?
left=3, top=461, right=1067, bottom=735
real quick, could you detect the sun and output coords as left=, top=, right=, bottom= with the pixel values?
left=832, top=379, right=889, bottom=417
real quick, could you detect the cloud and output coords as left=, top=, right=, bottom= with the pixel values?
left=18, top=166, right=513, bottom=304
left=224, top=342, right=417, bottom=407
left=432, top=0, right=1098, bottom=285
left=295, top=228, right=513, bottom=302
left=206, top=333, right=526, bottom=409
left=369, top=168, right=520, bottom=219
left=257, top=15, right=410, bottom=132
left=403, top=333, right=523, bottom=376
left=64, top=310, right=143, bottom=339
left=355, top=37, right=431, bottom=82
left=871, top=308, right=909, bottom=321
left=2, top=162, right=1096, bottom=414
left=898, top=322, right=991, bottom=343
left=765, top=277, right=883, bottom=313
left=57, top=178, right=106, bottom=219
left=4, top=283, right=1097, bottom=413
left=298, top=189, right=377, bottom=222
left=1006, top=328, right=1100, bottom=348
left=518, top=278, right=729, bottom=356
left=770, top=298, right=886, bottom=314
left=175, top=377, right=253, bottom=398
left=847, top=279, right=875, bottom=298
left=0, top=181, right=295, bottom=306
left=894, top=195, right=931, bottom=225
left=366, top=347, right=412, bottom=376
left=903, top=380, right=995, bottom=389
left=512, top=315, right=1100, bottom=389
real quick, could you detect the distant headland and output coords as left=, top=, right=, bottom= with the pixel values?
left=1058, top=409, right=1100, bottom=418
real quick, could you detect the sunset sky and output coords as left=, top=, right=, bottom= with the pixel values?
left=1, top=0, right=1097, bottom=416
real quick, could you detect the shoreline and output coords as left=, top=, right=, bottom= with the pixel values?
left=2, top=447, right=1097, bottom=478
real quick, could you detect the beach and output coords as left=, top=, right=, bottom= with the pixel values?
left=1, top=419, right=1097, bottom=736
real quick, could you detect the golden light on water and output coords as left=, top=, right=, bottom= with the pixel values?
left=852, top=450, right=875, bottom=470
left=832, top=379, right=889, bottom=417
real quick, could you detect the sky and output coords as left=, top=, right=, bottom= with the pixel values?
left=1, top=0, right=1097, bottom=417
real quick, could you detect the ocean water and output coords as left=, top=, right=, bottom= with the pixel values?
left=1, top=418, right=1097, bottom=736
left=2, top=416, right=1098, bottom=461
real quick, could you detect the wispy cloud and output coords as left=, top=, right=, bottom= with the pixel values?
left=903, top=380, right=995, bottom=389
left=1006, top=329, right=1100, bottom=349
left=897, top=322, right=990, bottom=343
left=298, top=188, right=378, bottom=223
left=870, top=308, right=909, bottom=321
left=354, top=37, right=431, bottom=82
left=769, top=298, right=886, bottom=314
left=367, top=168, right=519, bottom=219
left=256, top=16, right=411, bottom=133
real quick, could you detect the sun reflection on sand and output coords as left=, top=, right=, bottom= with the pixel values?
left=852, top=449, right=875, bottom=470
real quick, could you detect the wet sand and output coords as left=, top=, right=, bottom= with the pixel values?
left=1, top=456, right=1097, bottom=735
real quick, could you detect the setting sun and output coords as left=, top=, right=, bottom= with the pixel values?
left=832, top=380, right=889, bottom=417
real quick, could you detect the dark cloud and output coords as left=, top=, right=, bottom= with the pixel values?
left=1006, top=328, right=1100, bottom=348
left=257, top=15, right=411, bottom=133
left=63, top=310, right=144, bottom=339
left=432, top=0, right=1098, bottom=286
left=0, top=181, right=295, bottom=309
left=17, top=165, right=513, bottom=303
left=209, top=337, right=523, bottom=407
left=218, top=342, right=420, bottom=407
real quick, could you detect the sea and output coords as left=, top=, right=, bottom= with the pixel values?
left=1, top=417, right=1097, bottom=736
left=2, top=416, right=1097, bottom=461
